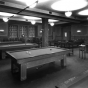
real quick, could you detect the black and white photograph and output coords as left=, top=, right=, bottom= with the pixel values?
left=0, top=0, right=88, bottom=88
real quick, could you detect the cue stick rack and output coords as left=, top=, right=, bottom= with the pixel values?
left=8, top=24, right=36, bottom=40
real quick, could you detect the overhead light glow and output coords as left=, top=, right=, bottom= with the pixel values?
left=51, top=0, right=87, bottom=11
left=31, top=20, right=36, bottom=25
left=78, top=9, right=88, bottom=15
left=77, top=30, right=81, bottom=32
left=65, top=32, right=67, bottom=37
left=40, top=29, right=42, bottom=33
left=48, top=19, right=58, bottom=22
left=16, top=0, right=49, bottom=6
left=29, top=1, right=38, bottom=8
left=16, top=0, right=49, bottom=8
left=23, top=16, right=41, bottom=20
left=3, top=17, right=8, bottom=22
left=0, top=12, right=15, bottom=17
left=50, top=22, right=54, bottom=26
left=65, top=11, right=72, bottom=17
left=0, top=29, right=4, bottom=32
left=16, top=0, right=37, bottom=6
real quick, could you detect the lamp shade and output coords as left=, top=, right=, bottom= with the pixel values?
left=50, top=22, right=54, bottom=26
left=3, top=17, right=8, bottom=22
left=77, top=30, right=81, bottom=32
left=31, top=20, right=36, bottom=25
left=65, top=11, right=72, bottom=17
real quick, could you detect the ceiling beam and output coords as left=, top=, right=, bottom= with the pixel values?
left=0, top=1, right=85, bottom=23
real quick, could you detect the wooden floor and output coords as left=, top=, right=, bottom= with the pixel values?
left=68, top=76, right=88, bottom=88
left=0, top=48, right=88, bottom=88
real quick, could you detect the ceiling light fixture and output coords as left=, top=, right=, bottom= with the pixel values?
left=50, top=22, right=54, bottom=26
left=0, top=12, right=17, bottom=22
left=0, top=29, right=4, bottom=32
left=3, top=17, right=9, bottom=22
left=16, top=0, right=49, bottom=4
left=0, top=12, right=15, bottom=17
left=31, top=20, right=36, bottom=25
left=23, top=16, right=41, bottom=20
left=51, top=0, right=87, bottom=11
left=65, top=11, right=72, bottom=17
left=48, top=19, right=58, bottom=22
left=77, top=30, right=81, bottom=32
left=78, top=9, right=88, bottom=15
left=1, top=0, right=39, bottom=22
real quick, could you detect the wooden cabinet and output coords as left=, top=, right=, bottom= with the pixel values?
left=8, top=24, right=36, bottom=39
left=28, top=26, right=35, bottom=37
left=18, top=25, right=27, bottom=38
left=8, top=25, right=18, bottom=38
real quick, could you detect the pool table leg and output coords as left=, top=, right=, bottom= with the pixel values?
left=11, top=59, right=19, bottom=74
left=61, top=55, right=66, bottom=67
left=19, top=64, right=27, bottom=81
left=11, top=59, right=14, bottom=74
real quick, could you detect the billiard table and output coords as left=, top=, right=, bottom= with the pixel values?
left=6, top=47, right=71, bottom=81
left=0, top=43, right=38, bottom=59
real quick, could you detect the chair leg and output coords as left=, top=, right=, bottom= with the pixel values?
left=55, top=86, right=59, bottom=88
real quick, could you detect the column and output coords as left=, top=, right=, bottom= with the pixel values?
left=42, top=18, right=49, bottom=47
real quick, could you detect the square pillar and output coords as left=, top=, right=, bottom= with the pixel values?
left=42, top=18, right=49, bottom=47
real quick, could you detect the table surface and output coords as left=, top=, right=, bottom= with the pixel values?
left=9, top=47, right=70, bottom=81
left=7, top=47, right=69, bottom=60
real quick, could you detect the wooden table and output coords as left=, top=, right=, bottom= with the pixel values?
left=7, top=47, right=71, bottom=81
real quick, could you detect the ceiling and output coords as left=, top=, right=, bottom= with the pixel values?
left=0, top=0, right=88, bottom=24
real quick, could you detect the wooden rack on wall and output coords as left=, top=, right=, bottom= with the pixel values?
left=8, top=24, right=36, bottom=40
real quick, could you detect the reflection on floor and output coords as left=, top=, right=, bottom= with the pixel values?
left=0, top=48, right=88, bottom=88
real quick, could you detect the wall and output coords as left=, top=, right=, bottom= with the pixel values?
left=52, top=22, right=88, bottom=41
left=52, top=24, right=71, bottom=41
left=0, top=20, right=39, bottom=42
left=0, top=20, right=8, bottom=41
left=62, top=25, right=71, bottom=41
left=8, top=20, right=37, bottom=39
left=71, top=24, right=88, bottom=36
left=37, top=24, right=53, bottom=41
left=71, top=23, right=88, bottom=40
left=0, top=21, right=8, bottom=36
left=37, top=24, right=42, bottom=37
left=1, top=19, right=88, bottom=42
left=51, top=25, right=61, bottom=40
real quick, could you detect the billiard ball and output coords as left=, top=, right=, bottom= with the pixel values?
left=26, top=51, right=29, bottom=53
left=26, top=51, right=31, bottom=54
left=50, top=49, right=52, bottom=51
